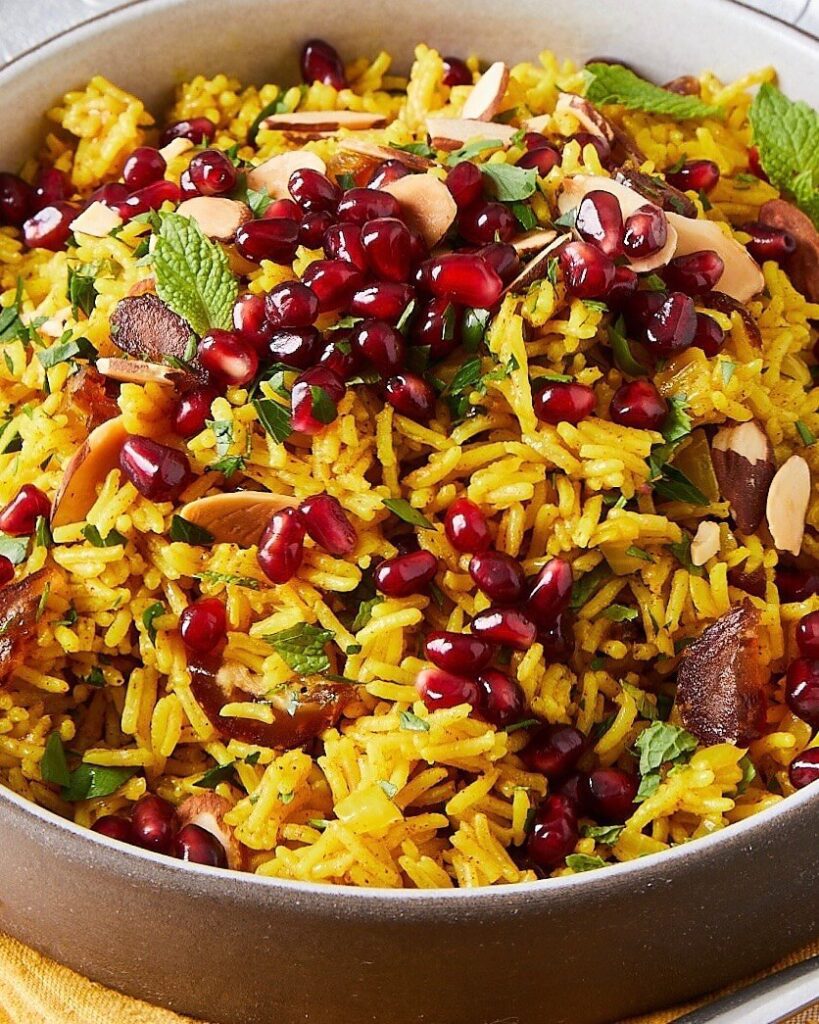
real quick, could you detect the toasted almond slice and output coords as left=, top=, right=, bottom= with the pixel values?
left=711, top=420, right=774, bottom=535
left=556, top=93, right=646, bottom=164
left=246, top=150, right=327, bottom=199
left=503, top=233, right=571, bottom=295
left=179, top=491, right=297, bottom=546
left=461, top=62, right=510, bottom=122
left=338, top=138, right=433, bottom=171
left=177, top=792, right=247, bottom=871
left=557, top=174, right=678, bottom=273
left=158, top=137, right=194, bottom=162
left=70, top=201, right=122, bottom=238
left=381, top=174, right=457, bottom=248
left=36, top=307, right=72, bottom=338
left=52, top=415, right=129, bottom=527
left=511, top=228, right=558, bottom=255
left=523, top=113, right=551, bottom=134
left=690, top=520, right=721, bottom=566
left=425, top=117, right=518, bottom=151
left=766, top=454, right=810, bottom=556
left=176, top=197, right=251, bottom=242
left=261, top=111, right=387, bottom=133
left=667, top=213, right=764, bottom=303
left=96, top=357, right=181, bottom=386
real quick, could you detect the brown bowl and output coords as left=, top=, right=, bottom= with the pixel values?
left=1, top=2, right=818, bottom=1021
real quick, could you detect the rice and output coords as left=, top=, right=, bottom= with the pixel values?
left=0, top=42, right=816, bottom=889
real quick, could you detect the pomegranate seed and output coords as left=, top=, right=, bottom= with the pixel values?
left=349, top=281, right=415, bottom=323
left=623, top=289, right=665, bottom=335
left=131, top=794, right=178, bottom=854
left=796, top=611, right=819, bottom=659
left=584, top=768, right=637, bottom=823
left=299, top=211, right=334, bottom=248
left=534, top=380, right=595, bottom=425
left=469, top=551, right=526, bottom=605
left=22, top=202, right=77, bottom=250
left=526, top=557, right=573, bottom=627
left=119, top=180, right=180, bottom=221
left=0, top=484, right=51, bottom=535
left=120, top=436, right=191, bottom=501
left=777, top=567, right=819, bottom=602
left=458, top=201, right=516, bottom=245
left=324, top=222, right=368, bottom=271
left=350, top=319, right=405, bottom=376
left=517, top=145, right=561, bottom=175
left=32, top=167, right=69, bottom=210
left=691, top=312, right=725, bottom=356
left=424, top=631, right=493, bottom=674
left=663, top=250, right=724, bottom=295
left=571, top=132, right=611, bottom=166
left=609, top=378, right=667, bottom=430
left=666, top=159, right=720, bottom=194
left=368, top=160, right=409, bottom=189
left=789, top=747, right=819, bottom=790
left=301, top=259, right=363, bottom=311
left=257, top=507, right=306, bottom=583
left=416, top=667, right=480, bottom=711
left=740, top=222, right=797, bottom=264
left=92, top=815, right=135, bottom=843
left=477, top=242, right=520, bottom=283
left=231, top=292, right=270, bottom=351
left=575, top=190, right=624, bottom=257
left=471, top=607, right=537, bottom=651
left=523, top=132, right=550, bottom=151
left=199, top=329, right=258, bottom=386
left=336, top=187, right=401, bottom=224
left=428, top=253, right=503, bottom=308
left=177, top=169, right=199, bottom=199
left=235, top=219, right=299, bottom=264
left=748, top=146, right=768, bottom=182
left=785, top=658, right=819, bottom=728
left=188, top=149, right=237, bottom=196
left=478, top=669, right=525, bottom=728
left=527, top=793, right=579, bottom=871
left=264, top=197, right=303, bottom=222
left=407, top=228, right=428, bottom=267
left=264, top=281, right=319, bottom=329
left=318, top=335, right=359, bottom=380
left=607, top=266, right=639, bottom=309
left=521, top=724, right=585, bottom=778
left=559, top=240, right=615, bottom=298
left=442, top=56, right=472, bottom=87
left=300, top=38, right=347, bottom=89
left=641, top=291, right=697, bottom=354
left=0, top=555, right=14, bottom=585
left=180, top=597, right=227, bottom=654
left=268, top=327, right=321, bottom=369
left=0, top=173, right=34, bottom=226
left=412, top=297, right=461, bottom=361
left=555, top=771, right=589, bottom=813
left=290, top=365, right=345, bottom=434
left=173, top=387, right=218, bottom=438
left=375, top=549, right=438, bottom=597
left=174, top=822, right=228, bottom=867
left=539, top=610, right=575, bottom=660
left=122, top=147, right=167, bottom=190
left=385, top=373, right=436, bottom=422
left=392, top=533, right=420, bottom=556
left=159, top=118, right=215, bottom=147
left=446, top=162, right=484, bottom=210
left=361, top=217, right=413, bottom=282
left=623, top=204, right=668, bottom=258
left=299, top=493, right=356, bottom=556
left=445, top=497, right=490, bottom=553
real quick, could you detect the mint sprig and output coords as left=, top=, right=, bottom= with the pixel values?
left=585, top=64, right=722, bottom=120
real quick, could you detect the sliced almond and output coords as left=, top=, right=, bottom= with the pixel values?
left=52, top=415, right=129, bottom=527
left=711, top=420, right=774, bottom=535
left=461, top=62, right=509, bottom=122
left=381, top=173, right=457, bottom=248
left=523, top=113, right=551, bottom=134
left=690, top=520, right=721, bottom=566
left=110, top=293, right=205, bottom=383
left=503, top=233, right=570, bottom=295
left=158, top=137, right=194, bottom=163
left=556, top=93, right=645, bottom=164
left=36, top=307, right=72, bottom=338
left=246, top=150, right=327, bottom=199
left=96, top=357, right=181, bottom=386
left=766, top=454, right=810, bottom=556
left=759, top=199, right=819, bottom=303
left=338, top=138, right=433, bottom=171
left=70, top=201, right=122, bottom=238
left=261, top=110, right=387, bottom=133
left=179, top=491, right=297, bottom=546
left=511, top=228, right=558, bottom=255
left=425, top=117, right=518, bottom=151
left=557, top=174, right=677, bottom=273
left=177, top=792, right=247, bottom=870
left=176, top=197, right=251, bottom=242
left=667, top=212, right=764, bottom=303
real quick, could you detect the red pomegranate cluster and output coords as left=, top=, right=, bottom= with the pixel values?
left=784, top=610, right=819, bottom=789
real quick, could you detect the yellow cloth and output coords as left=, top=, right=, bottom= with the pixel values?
left=0, top=932, right=816, bottom=1024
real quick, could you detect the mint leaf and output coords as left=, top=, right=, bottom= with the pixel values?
left=196, top=569, right=260, bottom=589
left=196, top=760, right=238, bottom=789
left=669, top=531, right=705, bottom=577
left=634, top=721, right=698, bottom=776
left=446, top=138, right=505, bottom=165
left=569, top=564, right=608, bottom=611
left=662, top=394, right=692, bottom=444
left=601, top=604, right=638, bottom=622
left=61, top=763, right=135, bottom=802
left=82, top=524, right=126, bottom=547
left=142, top=601, right=165, bottom=645
left=625, top=545, right=654, bottom=563
left=351, top=596, right=382, bottom=631
left=246, top=186, right=271, bottom=218
left=252, top=397, right=292, bottom=444
left=0, top=534, right=28, bottom=565
left=265, top=623, right=334, bottom=675
left=566, top=853, right=607, bottom=872
left=510, top=201, right=538, bottom=231
left=796, top=419, right=816, bottom=447
left=152, top=212, right=237, bottom=336
left=585, top=64, right=722, bottom=119
left=67, top=265, right=99, bottom=318
left=581, top=823, right=624, bottom=845
left=41, top=732, right=71, bottom=787
left=169, top=515, right=214, bottom=545
left=208, top=418, right=234, bottom=457
left=399, top=709, right=430, bottom=732
left=481, top=163, right=537, bottom=201
left=309, top=385, right=337, bottom=425
left=382, top=497, right=433, bottom=530
left=37, top=336, right=97, bottom=369
left=609, top=317, right=648, bottom=377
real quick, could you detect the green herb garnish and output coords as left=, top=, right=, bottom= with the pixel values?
left=585, top=64, right=722, bottom=119
left=265, top=623, right=334, bottom=675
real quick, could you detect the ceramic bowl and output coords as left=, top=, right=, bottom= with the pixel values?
left=0, top=2, right=817, bottom=1022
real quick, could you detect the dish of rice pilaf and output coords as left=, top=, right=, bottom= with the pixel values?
left=0, top=39, right=817, bottom=887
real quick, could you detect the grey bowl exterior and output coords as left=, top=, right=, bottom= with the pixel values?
left=0, top=1, right=817, bottom=1021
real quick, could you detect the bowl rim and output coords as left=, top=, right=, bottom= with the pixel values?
left=0, top=0, right=817, bottom=906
